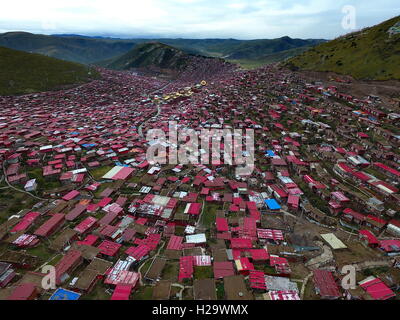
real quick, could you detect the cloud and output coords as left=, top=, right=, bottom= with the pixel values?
left=0, top=0, right=398, bottom=39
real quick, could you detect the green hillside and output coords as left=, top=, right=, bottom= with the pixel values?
left=0, top=32, right=138, bottom=64
left=105, top=42, right=190, bottom=71
left=0, top=46, right=99, bottom=96
left=285, top=16, right=400, bottom=80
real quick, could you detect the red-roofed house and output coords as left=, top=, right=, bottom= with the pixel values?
left=213, top=261, right=235, bottom=279
left=34, top=213, right=65, bottom=237
left=359, top=230, right=379, bottom=248
left=313, top=269, right=341, bottom=300
left=359, top=277, right=396, bottom=300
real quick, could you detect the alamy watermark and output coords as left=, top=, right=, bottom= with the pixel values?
left=341, top=265, right=357, bottom=290
left=41, top=265, right=56, bottom=290
left=342, top=5, right=357, bottom=31
left=146, top=121, right=255, bottom=177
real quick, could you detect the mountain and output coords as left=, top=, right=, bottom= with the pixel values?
left=0, top=46, right=98, bottom=96
left=104, top=42, right=235, bottom=82
left=285, top=16, right=400, bottom=80
left=0, top=32, right=325, bottom=68
left=0, top=32, right=138, bottom=64
left=105, top=42, right=189, bottom=71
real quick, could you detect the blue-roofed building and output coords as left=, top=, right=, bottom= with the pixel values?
left=115, top=162, right=129, bottom=167
left=265, top=199, right=281, bottom=211
left=265, top=150, right=276, bottom=157
left=49, top=288, right=81, bottom=300
left=82, top=143, right=97, bottom=149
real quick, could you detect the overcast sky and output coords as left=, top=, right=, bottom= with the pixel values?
left=0, top=0, right=399, bottom=39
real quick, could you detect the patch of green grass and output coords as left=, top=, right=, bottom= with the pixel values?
left=200, top=202, right=220, bottom=229
left=25, top=244, right=53, bottom=263
left=194, top=266, right=214, bottom=280
left=363, top=266, right=390, bottom=277
left=90, top=166, right=113, bottom=180
left=162, top=261, right=179, bottom=282
left=132, top=286, right=154, bottom=300
left=81, top=282, right=111, bottom=300
left=216, top=282, right=225, bottom=300
left=0, top=188, right=38, bottom=221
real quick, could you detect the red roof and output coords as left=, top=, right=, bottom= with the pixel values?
left=77, top=234, right=99, bottom=246
left=11, top=212, right=40, bottom=233
left=178, top=256, right=194, bottom=281
left=230, top=238, right=253, bottom=249
left=98, top=211, right=118, bottom=225
left=359, top=230, right=379, bottom=245
left=7, top=283, right=37, bottom=300
left=216, top=218, right=229, bottom=232
left=374, top=162, right=400, bottom=177
left=246, top=201, right=257, bottom=211
left=111, top=284, right=133, bottom=300
left=379, top=239, right=400, bottom=252
left=111, top=167, right=135, bottom=180
left=313, top=269, right=341, bottom=298
left=331, top=192, right=350, bottom=202
left=55, top=250, right=82, bottom=283
left=360, top=278, right=396, bottom=300
left=343, top=208, right=366, bottom=221
left=249, top=270, right=267, bottom=290
left=34, top=213, right=65, bottom=237
left=240, top=217, right=257, bottom=240
left=250, top=249, right=269, bottom=261
left=167, top=235, right=183, bottom=251
left=287, top=195, right=300, bottom=208
left=98, top=197, right=113, bottom=208
left=62, top=190, right=80, bottom=201
left=192, top=255, right=212, bottom=267
left=235, top=257, right=254, bottom=272
left=126, top=245, right=151, bottom=260
left=257, top=228, right=284, bottom=241
left=213, top=261, right=235, bottom=279
left=186, top=203, right=202, bottom=215
left=367, top=215, right=387, bottom=226
left=98, top=241, right=122, bottom=257
left=66, top=204, right=87, bottom=221
left=74, top=217, right=98, bottom=234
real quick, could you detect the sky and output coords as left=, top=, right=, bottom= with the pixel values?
left=0, top=0, right=399, bottom=39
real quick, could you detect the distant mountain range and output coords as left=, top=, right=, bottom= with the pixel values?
left=0, top=32, right=325, bottom=67
left=0, top=46, right=98, bottom=96
left=285, top=16, right=400, bottom=80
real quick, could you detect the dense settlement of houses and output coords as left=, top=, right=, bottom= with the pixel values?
left=0, top=64, right=399, bottom=301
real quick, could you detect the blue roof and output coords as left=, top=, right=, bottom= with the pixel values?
left=265, top=199, right=281, bottom=210
left=115, top=162, right=129, bottom=167
left=82, top=144, right=96, bottom=149
left=265, top=150, right=276, bottom=157
left=49, top=288, right=81, bottom=300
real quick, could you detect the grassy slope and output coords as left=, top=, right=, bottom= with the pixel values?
left=285, top=16, right=400, bottom=80
left=0, top=46, right=99, bottom=96
left=106, top=42, right=189, bottom=71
